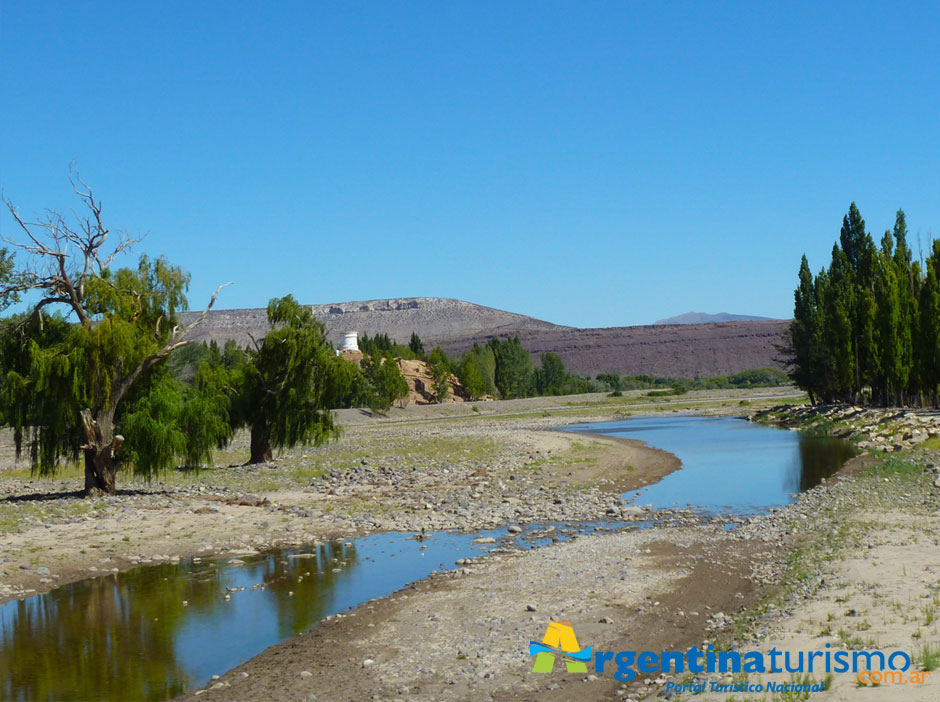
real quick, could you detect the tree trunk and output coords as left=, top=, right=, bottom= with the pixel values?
left=84, top=447, right=118, bottom=496
left=249, top=423, right=272, bottom=464
left=80, top=408, right=123, bottom=497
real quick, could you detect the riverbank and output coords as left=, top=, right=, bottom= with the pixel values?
left=0, top=387, right=796, bottom=605
left=689, top=446, right=940, bottom=700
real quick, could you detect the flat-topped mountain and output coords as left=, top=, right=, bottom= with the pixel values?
left=654, top=312, right=779, bottom=325
left=180, top=297, right=790, bottom=378
left=180, top=297, right=566, bottom=350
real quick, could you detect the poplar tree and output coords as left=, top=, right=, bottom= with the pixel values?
left=790, top=204, right=940, bottom=407
left=408, top=332, right=425, bottom=359
left=874, top=232, right=902, bottom=403
left=822, top=246, right=855, bottom=401
left=918, top=242, right=940, bottom=406
left=789, top=256, right=821, bottom=402
left=892, top=210, right=915, bottom=401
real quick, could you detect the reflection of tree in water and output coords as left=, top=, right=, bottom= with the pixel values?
left=0, top=560, right=223, bottom=701
left=0, top=542, right=361, bottom=701
left=796, top=436, right=857, bottom=492
left=255, top=541, right=359, bottom=639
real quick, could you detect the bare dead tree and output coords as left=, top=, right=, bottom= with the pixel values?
left=1, top=174, right=229, bottom=495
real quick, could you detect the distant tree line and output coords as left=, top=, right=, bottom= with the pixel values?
left=360, top=334, right=789, bottom=401
left=787, top=204, right=940, bottom=406
left=596, top=368, right=789, bottom=396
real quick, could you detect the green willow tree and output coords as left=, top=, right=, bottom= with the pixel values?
left=427, top=346, right=451, bottom=403
left=535, top=352, right=567, bottom=395
left=236, top=295, right=344, bottom=463
left=487, top=336, right=535, bottom=399
left=0, top=183, right=226, bottom=495
left=360, top=351, right=409, bottom=412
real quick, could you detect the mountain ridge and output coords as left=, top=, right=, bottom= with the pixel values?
left=654, top=311, right=780, bottom=325
left=180, top=297, right=790, bottom=378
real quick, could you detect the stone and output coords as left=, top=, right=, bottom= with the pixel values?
left=526, top=604, right=537, bottom=612
left=300, top=671, right=313, bottom=678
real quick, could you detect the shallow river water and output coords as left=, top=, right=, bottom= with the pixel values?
left=566, top=415, right=855, bottom=513
left=0, top=416, right=854, bottom=700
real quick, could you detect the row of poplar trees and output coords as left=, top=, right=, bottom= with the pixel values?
left=789, top=204, right=940, bottom=406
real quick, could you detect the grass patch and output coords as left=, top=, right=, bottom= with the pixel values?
left=918, top=643, right=940, bottom=671
left=865, top=456, right=924, bottom=480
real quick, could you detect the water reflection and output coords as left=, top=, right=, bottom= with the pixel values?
left=0, top=559, right=211, bottom=701
left=794, top=436, right=856, bottom=492
left=566, top=416, right=856, bottom=513
left=0, top=532, right=499, bottom=701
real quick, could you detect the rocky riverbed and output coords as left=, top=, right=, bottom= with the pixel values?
left=1, top=389, right=739, bottom=605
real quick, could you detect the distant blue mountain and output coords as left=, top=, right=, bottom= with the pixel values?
left=653, top=312, right=779, bottom=325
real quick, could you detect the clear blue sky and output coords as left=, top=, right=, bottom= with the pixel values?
left=2, top=1, right=938, bottom=328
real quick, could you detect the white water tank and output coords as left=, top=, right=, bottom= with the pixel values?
left=340, top=331, right=359, bottom=352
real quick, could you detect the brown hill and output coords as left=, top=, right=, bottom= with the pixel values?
left=180, top=298, right=790, bottom=379
left=180, top=297, right=565, bottom=350
left=435, top=320, right=790, bottom=378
